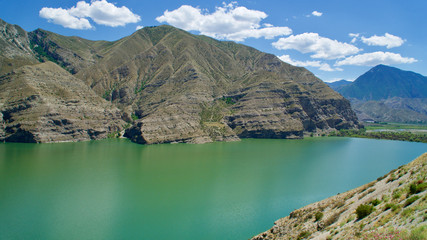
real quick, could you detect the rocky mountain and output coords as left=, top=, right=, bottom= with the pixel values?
left=252, top=152, right=427, bottom=240
left=339, top=65, right=427, bottom=101
left=326, top=80, right=352, bottom=91
left=0, top=62, right=124, bottom=142
left=0, top=19, right=360, bottom=144
left=0, top=19, right=38, bottom=76
left=334, top=65, right=427, bottom=123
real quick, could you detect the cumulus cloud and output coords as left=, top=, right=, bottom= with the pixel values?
left=155, top=3, right=292, bottom=41
left=361, top=33, right=405, bottom=49
left=39, top=0, right=141, bottom=29
left=312, top=11, right=323, bottom=17
left=278, top=55, right=342, bottom=72
left=136, top=25, right=144, bottom=30
left=335, top=51, right=417, bottom=66
left=40, top=7, right=92, bottom=29
left=273, top=33, right=361, bottom=60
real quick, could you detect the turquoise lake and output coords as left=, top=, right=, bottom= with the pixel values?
left=0, top=137, right=426, bottom=239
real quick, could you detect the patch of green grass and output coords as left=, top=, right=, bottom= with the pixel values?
left=384, top=203, right=400, bottom=212
left=370, top=199, right=381, bottom=206
left=409, top=181, right=427, bottom=195
left=404, top=196, right=420, bottom=207
left=393, top=189, right=403, bottom=199
left=131, top=113, right=139, bottom=121
left=408, top=225, right=427, bottom=240
left=401, top=207, right=414, bottom=218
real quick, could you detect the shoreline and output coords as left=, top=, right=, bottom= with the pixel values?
left=251, top=152, right=427, bottom=239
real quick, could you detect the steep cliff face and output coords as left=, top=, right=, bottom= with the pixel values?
left=0, top=62, right=124, bottom=143
left=0, top=19, right=360, bottom=144
left=0, top=19, right=38, bottom=75
left=252, top=153, right=427, bottom=240
left=73, top=26, right=360, bottom=144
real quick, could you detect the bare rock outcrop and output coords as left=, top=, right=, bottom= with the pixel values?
left=0, top=62, right=124, bottom=143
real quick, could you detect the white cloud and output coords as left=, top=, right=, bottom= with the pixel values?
left=136, top=25, right=144, bottom=30
left=349, top=33, right=359, bottom=43
left=155, top=3, right=292, bottom=41
left=278, top=55, right=342, bottom=72
left=312, top=11, right=323, bottom=17
left=40, top=0, right=140, bottom=29
left=39, top=7, right=92, bottom=30
left=335, top=51, right=417, bottom=66
left=361, top=33, right=405, bottom=49
left=273, top=33, right=361, bottom=60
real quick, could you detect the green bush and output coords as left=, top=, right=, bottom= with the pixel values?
left=370, top=199, right=381, bottom=206
left=409, top=183, right=417, bottom=194
left=315, top=212, right=324, bottom=222
left=356, top=204, right=375, bottom=219
left=409, top=182, right=427, bottom=194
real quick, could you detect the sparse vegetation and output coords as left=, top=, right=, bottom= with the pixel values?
left=384, top=203, right=400, bottom=212
left=297, top=231, right=311, bottom=240
left=329, top=128, right=427, bottom=143
left=409, top=181, right=427, bottom=195
left=404, top=196, right=420, bottom=207
left=370, top=199, right=381, bottom=206
left=324, top=212, right=341, bottom=226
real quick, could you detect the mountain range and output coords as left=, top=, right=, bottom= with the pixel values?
left=0, top=18, right=360, bottom=144
left=328, top=65, right=427, bottom=123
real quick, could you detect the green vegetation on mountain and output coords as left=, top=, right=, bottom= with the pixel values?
left=329, top=128, right=427, bottom=143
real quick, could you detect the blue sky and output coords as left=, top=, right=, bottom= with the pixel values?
left=1, top=0, right=426, bottom=82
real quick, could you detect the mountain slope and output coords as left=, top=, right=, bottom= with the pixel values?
left=334, top=65, right=427, bottom=123
left=252, top=152, right=427, bottom=240
left=0, top=19, right=360, bottom=144
left=339, top=65, right=427, bottom=101
left=45, top=25, right=360, bottom=144
left=0, top=62, right=124, bottom=142
left=0, top=19, right=38, bottom=75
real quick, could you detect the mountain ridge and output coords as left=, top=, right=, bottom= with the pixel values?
left=339, top=65, right=427, bottom=101
left=0, top=18, right=360, bottom=144
left=333, top=65, right=427, bottom=123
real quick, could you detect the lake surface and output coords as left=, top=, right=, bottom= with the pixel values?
left=0, top=137, right=425, bottom=239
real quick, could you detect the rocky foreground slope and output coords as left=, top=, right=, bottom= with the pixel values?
left=1, top=19, right=360, bottom=144
left=252, top=153, right=427, bottom=240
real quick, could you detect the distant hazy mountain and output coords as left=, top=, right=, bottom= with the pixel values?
left=333, top=65, right=427, bottom=123
left=339, top=64, right=427, bottom=101
left=326, top=80, right=352, bottom=91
